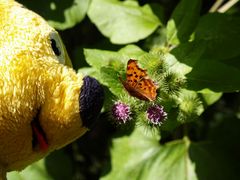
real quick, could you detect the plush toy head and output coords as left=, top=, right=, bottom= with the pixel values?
left=0, top=0, right=104, bottom=178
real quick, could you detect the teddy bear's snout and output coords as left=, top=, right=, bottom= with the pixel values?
left=79, top=76, right=104, bottom=128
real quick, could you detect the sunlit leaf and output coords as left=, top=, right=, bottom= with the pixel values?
left=84, top=45, right=146, bottom=69
left=19, top=0, right=89, bottom=30
left=7, top=160, right=52, bottom=180
left=101, top=128, right=197, bottom=180
left=7, top=150, right=73, bottom=180
left=198, top=89, right=222, bottom=106
left=88, top=0, right=161, bottom=44
left=166, top=0, right=201, bottom=45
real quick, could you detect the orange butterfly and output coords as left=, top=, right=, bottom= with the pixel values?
left=120, top=59, right=157, bottom=101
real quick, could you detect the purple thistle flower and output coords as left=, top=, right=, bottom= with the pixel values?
left=147, top=105, right=167, bottom=125
left=112, top=102, right=131, bottom=124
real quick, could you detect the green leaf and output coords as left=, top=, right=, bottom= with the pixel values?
left=101, top=128, right=197, bottom=180
left=84, top=49, right=120, bottom=69
left=171, top=41, right=240, bottom=92
left=7, top=150, right=73, bottom=180
left=171, top=15, right=240, bottom=92
left=100, top=67, right=125, bottom=96
left=78, top=67, right=97, bottom=77
left=189, top=142, right=238, bottom=180
left=189, top=116, right=240, bottom=180
left=186, top=57, right=240, bottom=92
left=19, top=0, right=89, bottom=30
left=144, top=27, right=168, bottom=49
left=166, top=0, right=201, bottom=45
left=194, top=13, right=240, bottom=60
left=87, top=0, right=161, bottom=44
left=165, top=53, right=192, bottom=76
left=7, top=159, right=52, bottom=180
left=198, top=89, right=222, bottom=106
left=170, top=41, right=206, bottom=67
left=118, top=44, right=146, bottom=57
left=84, top=45, right=146, bottom=69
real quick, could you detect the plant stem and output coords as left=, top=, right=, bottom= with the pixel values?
left=209, top=0, right=224, bottom=12
left=218, top=0, right=239, bottom=13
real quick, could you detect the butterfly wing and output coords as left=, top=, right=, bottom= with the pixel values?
left=126, top=59, right=147, bottom=87
left=121, top=59, right=157, bottom=101
left=134, top=79, right=157, bottom=101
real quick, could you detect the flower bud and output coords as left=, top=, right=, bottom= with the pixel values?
left=147, top=105, right=167, bottom=125
left=111, top=102, right=131, bottom=124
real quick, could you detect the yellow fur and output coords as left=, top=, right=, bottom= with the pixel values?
left=0, top=0, right=89, bottom=177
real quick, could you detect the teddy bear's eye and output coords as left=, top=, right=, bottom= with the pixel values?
left=49, top=32, right=65, bottom=64
left=50, top=39, right=61, bottom=56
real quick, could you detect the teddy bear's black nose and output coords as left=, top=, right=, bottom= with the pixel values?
left=79, top=76, right=104, bottom=128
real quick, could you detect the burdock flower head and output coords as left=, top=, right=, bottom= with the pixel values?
left=111, top=101, right=131, bottom=124
left=147, top=104, right=167, bottom=125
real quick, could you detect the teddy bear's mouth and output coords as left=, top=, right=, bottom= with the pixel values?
left=31, top=115, right=48, bottom=151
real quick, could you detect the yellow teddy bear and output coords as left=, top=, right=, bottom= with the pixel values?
left=0, top=0, right=104, bottom=179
